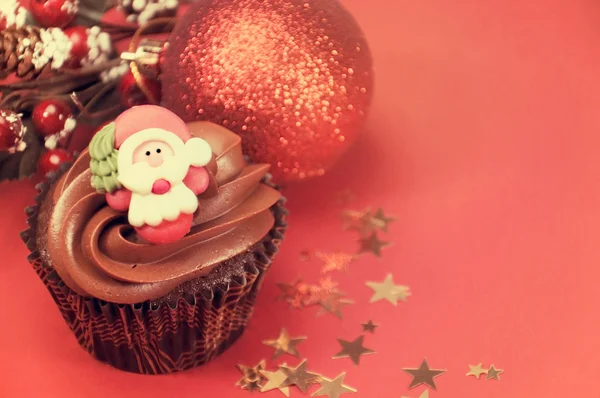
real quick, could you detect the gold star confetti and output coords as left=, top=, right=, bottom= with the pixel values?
left=260, top=369, right=291, bottom=397
left=371, top=208, right=396, bottom=232
left=358, top=232, right=390, bottom=257
left=277, top=278, right=350, bottom=312
left=333, top=335, right=375, bottom=365
left=486, top=365, right=503, bottom=380
left=341, top=209, right=373, bottom=233
left=317, top=251, right=357, bottom=273
left=240, top=379, right=262, bottom=392
left=402, top=359, right=446, bottom=390
left=315, top=277, right=339, bottom=293
left=342, top=208, right=396, bottom=235
left=237, top=359, right=266, bottom=381
left=236, top=360, right=267, bottom=391
left=262, top=329, right=307, bottom=359
left=361, top=320, right=379, bottom=334
left=394, top=286, right=412, bottom=302
left=401, top=389, right=430, bottom=398
left=312, top=373, right=357, bottom=398
left=366, top=274, right=411, bottom=306
left=317, top=293, right=354, bottom=319
left=277, top=280, right=309, bottom=309
left=305, top=278, right=341, bottom=306
left=466, top=363, right=488, bottom=379
left=280, top=360, right=321, bottom=393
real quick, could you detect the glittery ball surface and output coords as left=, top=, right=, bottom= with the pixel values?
left=161, top=0, right=374, bottom=180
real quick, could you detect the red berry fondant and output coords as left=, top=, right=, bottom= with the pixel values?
left=32, top=99, right=72, bottom=137
left=105, top=189, right=132, bottom=212
left=30, top=0, right=78, bottom=28
left=135, top=213, right=194, bottom=245
left=38, top=148, right=73, bottom=175
left=64, top=26, right=88, bottom=68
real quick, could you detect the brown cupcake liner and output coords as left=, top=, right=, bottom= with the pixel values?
left=21, top=165, right=287, bottom=374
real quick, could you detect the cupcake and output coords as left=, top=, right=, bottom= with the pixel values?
left=21, top=105, right=287, bottom=374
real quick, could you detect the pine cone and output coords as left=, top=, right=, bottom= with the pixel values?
left=0, top=26, right=75, bottom=81
left=0, top=26, right=48, bottom=81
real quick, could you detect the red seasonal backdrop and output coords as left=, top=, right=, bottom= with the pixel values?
left=1, top=0, right=600, bottom=397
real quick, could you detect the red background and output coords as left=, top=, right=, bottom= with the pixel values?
left=1, top=0, right=600, bottom=397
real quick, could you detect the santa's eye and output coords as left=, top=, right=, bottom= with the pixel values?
left=145, top=151, right=151, bottom=156
left=156, top=148, right=161, bottom=153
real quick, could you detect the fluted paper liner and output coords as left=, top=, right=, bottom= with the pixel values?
left=21, top=164, right=287, bottom=374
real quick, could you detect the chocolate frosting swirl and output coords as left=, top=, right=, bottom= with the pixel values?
left=44, top=122, right=281, bottom=304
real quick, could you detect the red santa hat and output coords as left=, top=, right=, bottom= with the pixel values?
left=114, top=105, right=191, bottom=148
left=114, top=105, right=212, bottom=171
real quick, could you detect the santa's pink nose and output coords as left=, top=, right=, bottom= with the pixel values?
left=148, top=155, right=164, bottom=168
left=151, top=179, right=171, bottom=195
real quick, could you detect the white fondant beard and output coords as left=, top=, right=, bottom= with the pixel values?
left=117, top=156, right=198, bottom=227
left=118, top=155, right=190, bottom=195
left=127, top=183, right=198, bottom=227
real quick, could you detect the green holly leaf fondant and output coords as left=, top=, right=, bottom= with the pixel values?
left=89, top=122, right=121, bottom=193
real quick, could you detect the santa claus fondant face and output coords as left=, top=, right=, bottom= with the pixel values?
left=132, top=140, right=175, bottom=168
left=118, top=129, right=191, bottom=197
left=89, top=106, right=213, bottom=244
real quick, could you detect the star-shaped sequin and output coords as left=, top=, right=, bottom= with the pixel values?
left=341, top=209, right=373, bottom=233
left=312, top=373, right=357, bottom=398
left=260, top=368, right=291, bottom=396
left=262, top=329, right=306, bottom=359
left=402, top=359, right=446, bottom=390
left=317, top=293, right=354, bottom=319
left=371, top=208, right=396, bottom=232
left=361, top=320, right=379, bottom=334
left=237, top=359, right=266, bottom=382
left=236, top=360, right=267, bottom=391
left=342, top=208, right=396, bottom=235
left=486, top=365, right=503, bottom=380
left=366, top=274, right=411, bottom=306
left=239, top=379, right=262, bottom=392
left=305, top=278, right=341, bottom=307
left=277, top=280, right=309, bottom=309
left=358, top=232, right=390, bottom=257
left=333, top=335, right=375, bottom=365
left=280, top=360, right=321, bottom=393
left=317, top=251, right=356, bottom=273
left=466, top=363, right=488, bottom=379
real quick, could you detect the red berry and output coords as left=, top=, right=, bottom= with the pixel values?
left=0, top=109, right=25, bottom=152
left=38, top=148, right=73, bottom=176
left=32, top=99, right=73, bottom=137
left=64, top=26, right=88, bottom=68
left=30, top=0, right=78, bottom=28
left=118, top=70, right=162, bottom=109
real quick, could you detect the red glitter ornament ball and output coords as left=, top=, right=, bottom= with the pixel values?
left=161, top=0, right=373, bottom=181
